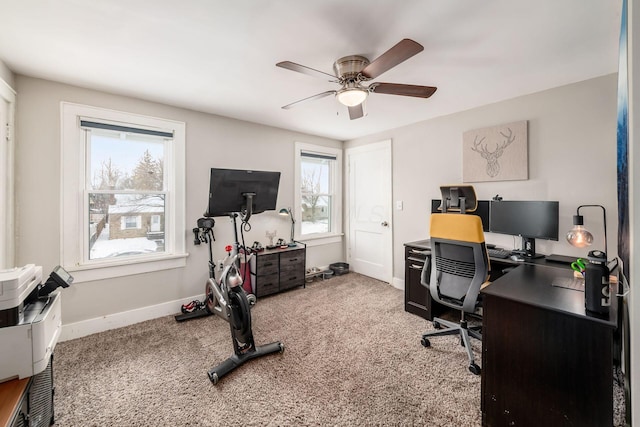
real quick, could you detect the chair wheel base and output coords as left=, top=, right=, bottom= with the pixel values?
left=421, top=337, right=431, bottom=347
left=469, top=363, right=481, bottom=375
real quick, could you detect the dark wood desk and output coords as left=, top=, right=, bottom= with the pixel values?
left=403, top=239, right=570, bottom=320
left=481, top=264, right=618, bottom=427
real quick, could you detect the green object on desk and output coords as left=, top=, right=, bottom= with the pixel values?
left=571, top=257, right=586, bottom=275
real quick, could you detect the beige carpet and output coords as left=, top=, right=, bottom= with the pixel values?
left=51, top=273, right=623, bottom=426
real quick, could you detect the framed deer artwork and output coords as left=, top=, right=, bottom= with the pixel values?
left=462, top=120, right=528, bottom=182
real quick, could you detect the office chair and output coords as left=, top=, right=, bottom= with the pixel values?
left=420, top=212, right=490, bottom=375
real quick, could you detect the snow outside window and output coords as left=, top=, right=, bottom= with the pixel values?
left=61, top=103, right=186, bottom=283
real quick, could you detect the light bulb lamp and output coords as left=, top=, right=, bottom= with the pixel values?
left=336, top=82, right=368, bottom=107
left=566, top=204, right=607, bottom=260
left=279, top=207, right=295, bottom=245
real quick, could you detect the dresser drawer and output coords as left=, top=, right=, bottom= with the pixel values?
left=256, top=273, right=280, bottom=297
left=280, top=275, right=304, bottom=291
left=280, top=251, right=305, bottom=272
left=256, top=254, right=279, bottom=276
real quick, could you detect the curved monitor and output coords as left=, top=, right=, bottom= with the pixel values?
left=205, top=168, right=280, bottom=217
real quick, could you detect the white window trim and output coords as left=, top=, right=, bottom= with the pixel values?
left=0, top=77, right=15, bottom=269
left=61, top=103, right=187, bottom=283
left=294, top=142, right=343, bottom=246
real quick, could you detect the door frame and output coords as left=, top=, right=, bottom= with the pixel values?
left=345, top=139, right=393, bottom=283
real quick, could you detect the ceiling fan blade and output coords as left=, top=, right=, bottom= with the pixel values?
left=360, top=39, right=424, bottom=80
left=282, top=90, right=336, bottom=110
left=348, top=103, right=365, bottom=120
left=276, top=61, right=337, bottom=80
left=370, top=83, right=437, bottom=98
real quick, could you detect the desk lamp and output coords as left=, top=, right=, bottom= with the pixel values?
left=279, top=207, right=296, bottom=246
left=565, top=204, right=607, bottom=260
left=565, top=204, right=610, bottom=314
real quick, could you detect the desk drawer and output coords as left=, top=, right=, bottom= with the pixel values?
left=406, top=248, right=430, bottom=262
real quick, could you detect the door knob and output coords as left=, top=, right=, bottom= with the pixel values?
left=381, top=221, right=389, bottom=227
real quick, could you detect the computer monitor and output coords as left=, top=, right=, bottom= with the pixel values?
left=205, top=168, right=280, bottom=218
left=431, top=199, right=490, bottom=232
left=489, top=200, right=559, bottom=258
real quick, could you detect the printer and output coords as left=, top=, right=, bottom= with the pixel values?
left=0, top=264, right=72, bottom=383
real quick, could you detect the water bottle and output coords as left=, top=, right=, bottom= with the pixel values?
left=584, top=250, right=610, bottom=314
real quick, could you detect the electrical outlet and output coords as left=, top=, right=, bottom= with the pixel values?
left=396, top=201, right=403, bottom=210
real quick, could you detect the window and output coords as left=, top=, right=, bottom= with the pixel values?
left=61, top=103, right=186, bottom=282
left=294, top=142, right=342, bottom=245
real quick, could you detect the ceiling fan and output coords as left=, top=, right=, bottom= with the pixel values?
left=276, top=38, right=437, bottom=120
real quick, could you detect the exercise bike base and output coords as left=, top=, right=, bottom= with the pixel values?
left=207, top=341, right=284, bottom=384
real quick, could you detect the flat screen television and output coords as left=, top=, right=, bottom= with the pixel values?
left=205, top=168, right=280, bottom=218
left=431, top=199, right=490, bottom=232
left=489, top=200, right=559, bottom=258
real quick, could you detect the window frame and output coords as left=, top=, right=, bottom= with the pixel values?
left=61, top=103, right=187, bottom=283
left=294, top=142, right=343, bottom=246
left=0, top=77, right=15, bottom=269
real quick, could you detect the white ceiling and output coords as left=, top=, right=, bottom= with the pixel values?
left=0, top=1, right=622, bottom=141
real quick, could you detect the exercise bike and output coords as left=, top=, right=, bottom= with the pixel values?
left=179, top=167, right=285, bottom=384
left=175, top=218, right=255, bottom=319
left=201, top=202, right=284, bottom=384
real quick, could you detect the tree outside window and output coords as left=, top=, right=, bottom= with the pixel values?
left=87, top=129, right=167, bottom=260
left=295, top=143, right=342, bottom=243
left=300, top=156, right=331, bottom=235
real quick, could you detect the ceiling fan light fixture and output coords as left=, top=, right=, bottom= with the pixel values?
left=336, top=87, right=368, bottom=107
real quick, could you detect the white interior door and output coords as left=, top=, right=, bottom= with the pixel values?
left=347, top=140, right=392, bottom=282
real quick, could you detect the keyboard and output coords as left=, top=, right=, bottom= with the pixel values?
left=487, top=248, right=511, bottom=259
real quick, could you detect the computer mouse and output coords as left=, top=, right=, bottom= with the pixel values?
left=510, top=255, right=524, bottom=262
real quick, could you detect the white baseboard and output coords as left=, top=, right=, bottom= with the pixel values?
left=60, top=294, right=204, bottom=342
left=391, top=277, right=404, bottom=290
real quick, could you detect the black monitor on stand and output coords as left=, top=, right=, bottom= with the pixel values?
left=205, top=168, right=281, bottom=223
left=489, top=200, right=559, bottom=258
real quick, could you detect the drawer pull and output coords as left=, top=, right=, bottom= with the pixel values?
left=410, top=264, right=424, bottom=270
left=263, top=262, right=273, bottom=267
left=288, top=258, right=298, bottom=262
left=410, top=249, right=430, bottom=255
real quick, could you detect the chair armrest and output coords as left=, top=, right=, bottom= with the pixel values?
left=420, top=255, right=431, bottom=288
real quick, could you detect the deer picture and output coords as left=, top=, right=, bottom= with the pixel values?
left=470, top=127, right=516, bottom=177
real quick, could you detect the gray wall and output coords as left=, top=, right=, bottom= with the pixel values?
left=345, top=74, right=618, bottom=286
left=14, top=75, right=343, bottom=325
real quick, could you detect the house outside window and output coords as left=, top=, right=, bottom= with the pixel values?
left=61, top=103, right=186, bottom=282
left=294, top=142, right=342, bottom=246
